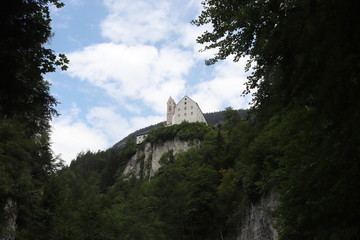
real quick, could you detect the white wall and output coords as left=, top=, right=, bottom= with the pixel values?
left=136, top=134, right=147, bottom=144
left=172, top=96, right=207, bottom=125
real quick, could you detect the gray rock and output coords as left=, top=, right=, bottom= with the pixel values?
left=238, top=192, right=279, bottom=240
left=123, top=138, right=198, bottom=179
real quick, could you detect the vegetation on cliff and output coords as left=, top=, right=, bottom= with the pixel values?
left=146, top=121, right=213, bottom=144
left=34, top=109, right=260, bottom=240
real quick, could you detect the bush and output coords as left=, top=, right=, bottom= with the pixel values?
left=146, top=122, right=213, bottom=144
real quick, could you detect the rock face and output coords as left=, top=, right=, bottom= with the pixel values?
left=123, top=138, right=279, bottom=240
left=238, top=192, right=279, bottom=240
left=0, top=199, right=17, bottom=240
left=123, top=138, right=198, bottom=179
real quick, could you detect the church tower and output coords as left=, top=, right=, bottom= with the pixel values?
left=166, top=96, right=176, bottom=125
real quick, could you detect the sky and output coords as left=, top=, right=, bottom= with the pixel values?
left=47, top=0, right=253, bottom=165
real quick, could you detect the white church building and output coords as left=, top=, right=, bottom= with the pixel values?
left=166, top=95, right=207, bottom=125
left=136, top=96, right=207, bottom=144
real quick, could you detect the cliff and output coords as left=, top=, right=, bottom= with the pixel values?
left=238, top=192, right=279, bottom=240
left=55, top=119, right=282, bottom=240
left=123, top=138, right=199, bottom=179
left=122, top=136, right=279, bottom=240
left=0, top=199, right=17, bottom=240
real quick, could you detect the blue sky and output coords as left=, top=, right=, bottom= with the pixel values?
left=47, top=0, right=252, bottom=165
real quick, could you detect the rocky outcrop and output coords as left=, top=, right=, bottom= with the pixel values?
left=123, top=138, right=198, bottom=179
left=1, top=199, right=17, bottom=240
left=238, top=192, right=279, bottom=240
left=123, top=138, right=279, bottom=240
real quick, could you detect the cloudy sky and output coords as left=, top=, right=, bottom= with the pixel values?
left=47, top=0, right=252, bottom=165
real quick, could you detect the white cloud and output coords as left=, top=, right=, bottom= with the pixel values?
left=86, top=106, right=131, bottom=140
left=51, top=105, right=165, bottom=165
left=130, top=115, right=165, bottom=131
left=99, top=0, right=211, bottom=56
left=86, top=106, right=164, bottom=142
left=101, top=0, right=173, bottom=44
left=67, top=43, right=194, bottom=114
left=175, top=18, right=218, bottom=61
left=100, top=0, right=203, bottom=45
left=51, top=115, right=109, bottom=165
left=192, top=57, right=252, bottom=112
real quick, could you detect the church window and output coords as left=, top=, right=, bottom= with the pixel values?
left=184, top=107, right=187, bottom=110
left=184, top=113, right=187, bottom=116
left=184, top=102, right=187, bottom=105
left=191, top=105, right=193, bottom=109
left=178, top=114, right=180, bottom=117
left=191, top=112, right=193, bottom=115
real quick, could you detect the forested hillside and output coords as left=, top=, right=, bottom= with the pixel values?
left=32, top=110, right=262, bottom=239
left=1, top=0, right=359, bottom=240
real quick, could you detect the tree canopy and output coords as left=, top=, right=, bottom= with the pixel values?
left=194, top=0, right=360, bottom=239
left=0, top=0, right=67, bottom=238
left=193, top=0, right=360, bottom=114
left=0, top=0, right=67, bottom=126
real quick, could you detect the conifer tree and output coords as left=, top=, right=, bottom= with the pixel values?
left=0, top=0, right=67, bottom=238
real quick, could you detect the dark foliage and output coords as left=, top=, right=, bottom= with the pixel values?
left=194, top=0, right=360, bottom=239
left=45, top=114, right=260, bottom=240
left=0, top=0, right=67, bottom=239
left=146, top=121, right=213, bottom=144
left=203, top=109, right=248, bottom=126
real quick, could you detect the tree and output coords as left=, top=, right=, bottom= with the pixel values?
left=0, top=0, right=67, bottom=124
left=193, top=0, right=360, bottom=117
left=194, top=0, right=360, bottom=239
left=0, top=0, right=67, bottom=238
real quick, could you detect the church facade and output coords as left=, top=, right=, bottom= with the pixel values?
left=166, top=96, right=207, bottom=125
left=136, top=95, right=207, bottom=144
